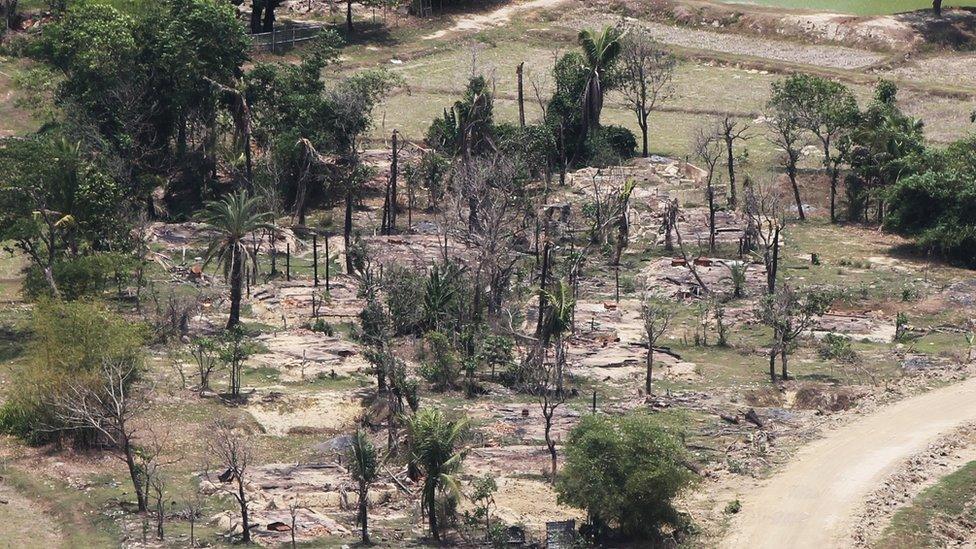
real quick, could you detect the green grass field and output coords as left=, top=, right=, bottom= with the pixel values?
left=716, top=0, right=976, bottom=15
left=875, top=460, right=976, bottom=548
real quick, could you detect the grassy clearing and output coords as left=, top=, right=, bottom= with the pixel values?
left=875, top=460, right=976, bottom=548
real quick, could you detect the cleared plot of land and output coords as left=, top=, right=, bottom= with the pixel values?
left=576, top=16, right=887, bottom=70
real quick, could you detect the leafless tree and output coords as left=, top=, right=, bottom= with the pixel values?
left=641, top=297, right=677, bottom=396
left=619, top=28, right=676, bottom=158
left=181, top=491, right=205, bottom=547
left=136, top=429, right=182, bottom=540
left=206, top=420, right=254, bottom=543
left=743, top=178, right=784, bottom=295
left=692, top=125, right=725, bottom=253
left=52, top=359, right=150, bottom=512
left=720, top=115, right=750, bottom=209
left=536, top=356, right=566, bottom=482
left=450, top=155, right=525, bottom=320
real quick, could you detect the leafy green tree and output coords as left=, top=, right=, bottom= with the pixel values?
left=0, top=135, right=128, bottom=298
left=578, top=26, right=622, bottom=139
left=348, top=429, right=380, bottom=545
left=841, top=81, right=926, bottom=223
left=777, top=74, right=858, bottom=223
left=767, top=78, right=810, bottom=221
left=199, top=191, right=273, bottom=329
left=405, top=408, right=467, bottom=541
left=756, top=285, right=827, bottom=382
left=426, top=76, right=495, bottom=159
left=885, top=134, right=976, bottom=264
left=556, top=412, right=695, bottom=541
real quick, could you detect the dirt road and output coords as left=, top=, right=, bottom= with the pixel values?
left=724, top=376, right=976, bottom=549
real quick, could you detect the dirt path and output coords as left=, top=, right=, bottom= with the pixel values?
left=725, top=376, right=976, bottom=549
left=423, top=0, right=571, bottom=39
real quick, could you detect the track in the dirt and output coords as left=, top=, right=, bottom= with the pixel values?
left=724, top=376, right=976, bottom=549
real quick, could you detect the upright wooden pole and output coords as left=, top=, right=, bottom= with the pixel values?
left=390, top=129, right=399, bottom=234
left=286, top=242, right=291, bottom=281
left=516, top=62, right=525, bottom=128
left=312, top=233, right=319, bottom=287
left=324, top=234, right=331, bottom=292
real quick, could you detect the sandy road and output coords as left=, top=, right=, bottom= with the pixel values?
left=422, top=0, right=571, bottom=39
left=724, top=376, right=976, bottom=549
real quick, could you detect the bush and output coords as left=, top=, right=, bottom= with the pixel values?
left=555, top=412, right=696, bottom=540
left=381, top=266, right=426, bottom=336
left=419, top=331, right=461, bottom=390
left=23, top=254, right=123, bottom=301
left=584, top=125, right=637, bottom=167
left=0, top=300, right=145, bottom=445
left=818, top=333, right=858, bottom=363
left=308, top=318, right=334, bottom=336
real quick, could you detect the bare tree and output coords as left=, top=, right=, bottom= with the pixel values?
left=537, top=356, right=566, bottom=482
left=743, top=178, right=784, bottom=295
left=619, top=28, right=676, bottom=158
left=660, top=197, right=679, bottom=253
left=181, top=491, right=205, bottom=547
left=52, top=359, right=150, bottom=512
left=450, top=156, right=524, bottom=320
left=720, top=115, right=750, bottom=209
left=207, top=420, right=254, bottom=543
left=136, top=429, right=182, bottom=540
left=693, top=126, right=725, bottom=253
left=641, top=297, right=677, bottom=396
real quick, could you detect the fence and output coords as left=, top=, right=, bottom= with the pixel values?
left=251, top=24, right=325, bottom=53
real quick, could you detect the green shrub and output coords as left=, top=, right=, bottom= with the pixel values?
left=818, top=333, right=858, bottom=363
left=308, top=318, right=334, bottom=336
left=381, top=266, right=426, bottom=336
left=23, top=254, right=124, bottom=301
left=419, top=331, right=461, bottom=391
left=556, top=412, right=696, bottom=540
left=584, top=125, right=637, bottom=167
left=0, top=300, right=145, bottom=445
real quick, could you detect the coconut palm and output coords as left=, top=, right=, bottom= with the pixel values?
left=578, top=26, right=623, bottom=139
left=199, top=191, right=273, bottom=329
left=540, top=279, right=576, bottom=395
left=348, top=429, right=379, bottom=545
left=405, top=408, right=467, bottom=542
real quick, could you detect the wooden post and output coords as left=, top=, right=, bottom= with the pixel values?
left=286, top=242, right=291, bottom=281
left=311, top=292, right=316, bottom=318
left=592, top=390, right=596, bottom=413
left=271, top=27, right=276, bottom=54
left=516, top=62, right=525, bottom=128
left=324, top=234, right=331, bottom=292
left=312, top=233, right=319, bottom=287
left=390, top=129, right=398, bottom=234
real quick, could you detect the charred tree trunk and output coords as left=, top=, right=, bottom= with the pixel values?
left=227, top=246, right=243, bottom=329
left=250, top=0, right=264, bottom=34
left=517, top=62, right=525, bottom=128
left=344, top=193, right=354, bottom=274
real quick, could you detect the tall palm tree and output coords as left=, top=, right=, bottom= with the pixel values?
left=578, top=26, right=623, bottom=139
left=540, top=279, right=576, bottom=395
left=348, top=429, right=379, bottom=545
left=405, top=408, right=467, bottom=542
left=200, top=191, right=272, bottom=329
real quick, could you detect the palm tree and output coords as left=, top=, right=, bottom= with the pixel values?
left=578, top=26, right=623, bottom=139
left=405, top=408, right=467, bottom=542
left=200, top=191, right=272, bottom=329
left=348, top=429, right=379, bottom=545
left=540, top=280, right=576, bottom=395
